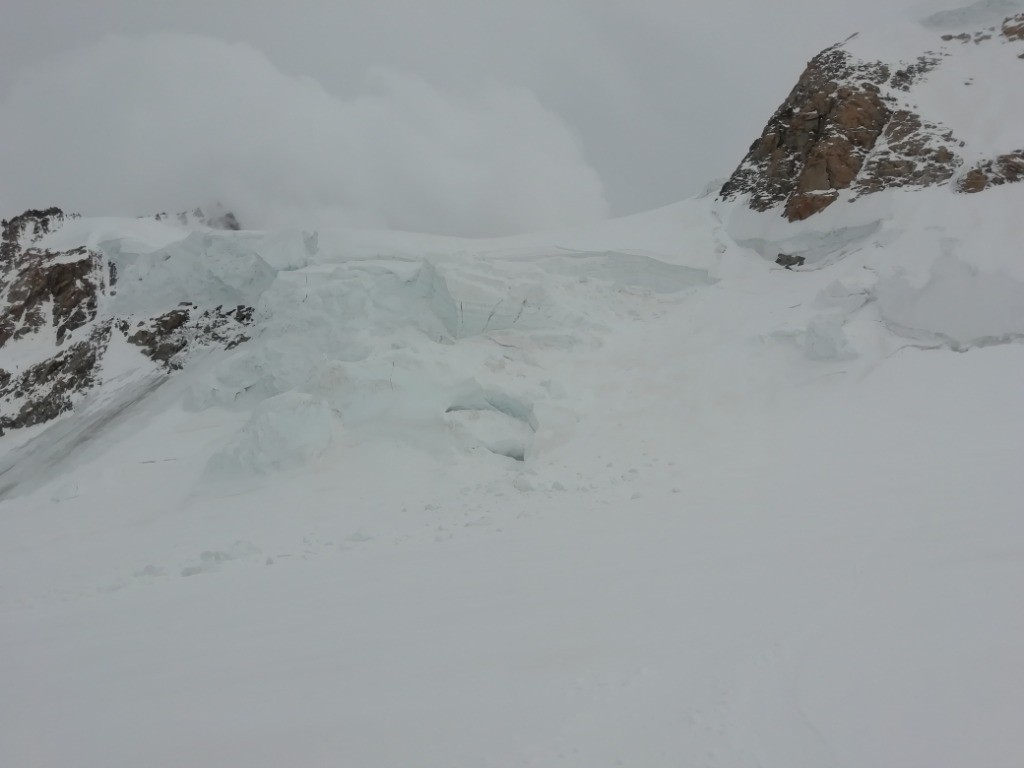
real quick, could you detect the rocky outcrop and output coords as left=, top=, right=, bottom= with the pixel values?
left=939, top=12, right=1024, bottom=47
left=856, top=110, right=960, bottom=195
left=1002, top=13, right=1024, bottom=41
left=0, top=246, right=108, bottom=347
left=719, top=47, right=885, bottom=217
left=117, top=304, right=253, bottom=368
left=153, top=205, right=241, bottom=231
left=720, top=14, right=1023, bottom=220
left=0, top=207, right=71, bottom=255
left=1, top=209, right=104, bottom=346
left=0, top=323, right=110, bottom=432
left=719, top=45, right=960, bottom=221
left=958, top=150, right=1024, bottom=192
left=0, top=208, right=255, bottom=434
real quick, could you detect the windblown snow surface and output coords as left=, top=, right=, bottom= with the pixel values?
left=3, top=180, right=1022, bottom=767
left=3, top=16, right=1024, bottom=768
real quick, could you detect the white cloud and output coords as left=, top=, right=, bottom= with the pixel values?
left=0, top=33, right=608, bottom=236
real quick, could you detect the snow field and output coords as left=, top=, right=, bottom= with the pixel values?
left=2, top=177, right=1024, bottom=765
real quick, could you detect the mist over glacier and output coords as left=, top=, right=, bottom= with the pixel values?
left=0, top=33, right=608, bottom=236
left=0, top=0, right=960, bottom=234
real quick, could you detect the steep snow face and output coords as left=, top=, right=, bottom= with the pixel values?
left=720, top=1, right=1024, bottom=219
left=724, top=182, right=1024, bottom=354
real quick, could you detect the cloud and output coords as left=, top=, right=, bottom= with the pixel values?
left=0, top=33, right=608, bottom=236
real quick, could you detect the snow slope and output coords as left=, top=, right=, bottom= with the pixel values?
left=2, top=177, right=1022, bottom=766
left=2, top=8, right=1024, bottom=768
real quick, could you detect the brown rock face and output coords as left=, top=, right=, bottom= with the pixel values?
left=857, top=111, right=961, bottom=194
left=0, top=323, right=111, bottom=432
left=0, top=208, right=68, bottom=260
left=153, top=206, right=242, bottom=231
left=720, top=48, right=891, bottom=219
left=719, top=43, right=962, bottom=220
left=957, top=150, right=1024, bottom=192
left=785, top=191, right=839, bottom=221
left=0, top=247, right=107, bottom=346
left=0, top=208, right=256, bottom=434
left=959, top=169, right=990, bottom=193
left=1, top=210, right=106, bottom=348
left=1003, top=13, right=1024, bottom=41
left=117, top=304, right=253, bottom=369
left=1, top=210, right=109, bottom=431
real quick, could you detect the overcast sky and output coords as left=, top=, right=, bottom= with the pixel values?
left=0, top=0, right=962, bottom=235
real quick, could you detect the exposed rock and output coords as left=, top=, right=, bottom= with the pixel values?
left=1003, top=13, right=1024, bottom=41
left=2, top=209, right=107, bottom=348
left=959, top=169, right=990, bottom=193
left=957, top=150, right=1024, bottom=192
left=153, top=205, right=242, bottom=231
left=210, top=211, right=241, bottom=231
left=717, top=45, right=960, bottom=221
left=719, top=25, right=1003, bottom=219
left=776, top=253, right=807, bottom=269
left=720, top=47, right=894, bottom=220
left=0, top=323, right=110, bottom=432
left=941, top=27, right=999, bottom=44
left=786, top=192, right=840, bottom=221
left=0, top=208, right=256, bottom=434
left=0, top=247, right=107, bottom=347
left=119, top=304, right=254, bottom=369
left=889, top=54, right=943, bottom=91
left=119, top=309, right=190, bottom=366
left=1, top=208, right=73, bottom=259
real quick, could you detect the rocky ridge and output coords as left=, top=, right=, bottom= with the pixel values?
left=720, top=11, right=1024, bottom=220
left=0, top=209, right=254, bottom=433
left=152, top=204, right=241, bottom=231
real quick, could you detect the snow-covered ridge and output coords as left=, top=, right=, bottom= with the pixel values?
left=720, top=4, right=1024, bottom=220
left=0, top=209, right=254, bottom=433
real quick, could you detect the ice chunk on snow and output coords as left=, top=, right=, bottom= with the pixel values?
left=803, top=315, right=857, bottom=361
left=444, top=381, right=538, bottom=460
left=206, top=391, right=333, bottom=476
left=444, top=408, right=534, bottom=461
left=876, top=254, right=1024, bottom=348
left=815, top=272, right=878, bottom=312
left=247, top=229, right=319, bottom=271
left=105, top=231, right=277, bottom=315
